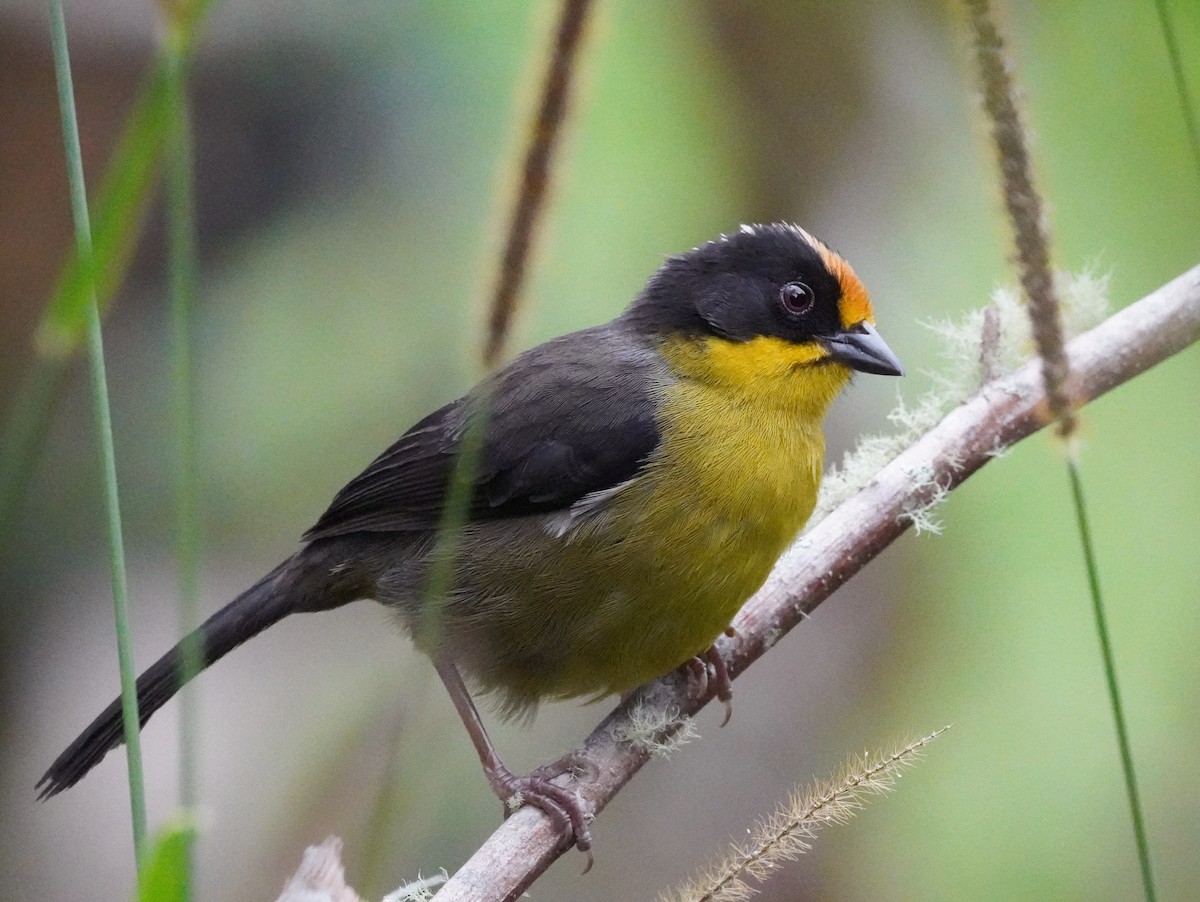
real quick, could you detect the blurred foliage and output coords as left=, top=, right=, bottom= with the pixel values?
left=3, top=1, right=1197, bottom=901
left=136, top=817, right=197, bottom=902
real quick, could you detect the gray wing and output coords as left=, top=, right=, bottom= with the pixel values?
left=303, top=324, right=664, bottom=541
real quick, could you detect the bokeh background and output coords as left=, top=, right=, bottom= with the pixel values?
left=2, top=1, right=1198, bottom=899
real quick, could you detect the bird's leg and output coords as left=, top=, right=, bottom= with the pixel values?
left=433, top=656, right=594, bottom=865
left=685, top=641, right=735, bottom=727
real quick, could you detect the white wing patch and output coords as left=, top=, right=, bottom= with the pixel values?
left=542, top=474, right=643, bottom=540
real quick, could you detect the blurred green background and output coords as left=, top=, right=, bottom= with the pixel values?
left=1, top=1, right=1197, bottom=899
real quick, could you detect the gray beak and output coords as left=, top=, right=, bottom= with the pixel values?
left=820, top=322, right=904, bottom=376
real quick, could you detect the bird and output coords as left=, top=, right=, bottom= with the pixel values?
left=38, top=222, right=902, bottom=859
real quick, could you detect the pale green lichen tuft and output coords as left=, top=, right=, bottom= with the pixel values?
left=811, top=270, right=1109, bottom=526
left=613, top=702, right=699, bottom=758
left=382, top=869, right=449, bottom=902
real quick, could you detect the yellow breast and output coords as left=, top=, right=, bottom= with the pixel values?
left=452, top=334, right=852, bottom=708
left=560, top=334, right=851, bottom=694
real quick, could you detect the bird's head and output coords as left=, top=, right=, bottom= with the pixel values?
left=627, top=223, right=903, bottom=410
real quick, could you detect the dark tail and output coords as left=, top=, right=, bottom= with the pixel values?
left=37, top=548, right=355, bottom=799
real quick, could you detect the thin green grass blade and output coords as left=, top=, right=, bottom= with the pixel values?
left=135, top=817, right=198, bottom=902
left=162, top=14, right=202, bottom=902
left=0, top=68, right=170, bottom=540
left=415, top=393, right=491, bottom=651
left=38, top=62, right=172, bottom=358
left=0, top=69, right=168, bottom=539
left=0, top=0, right=213, bottom=539
left=963, top=4, right=1158, bottom=895
left=48, top=0, right=147, bottom=864
left=1066, top=457, right=1156, bottom=901
left=357, top=715, right=410, bottom=900
left=39, top=0, right=211, bottom=359
left=1153, top=0, right=1200, bottom=187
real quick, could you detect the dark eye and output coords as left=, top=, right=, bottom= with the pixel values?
left=779, top=281, right=815, bottom=316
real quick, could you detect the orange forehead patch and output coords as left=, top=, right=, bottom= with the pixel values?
left=813, top=242, right=874, bottom=329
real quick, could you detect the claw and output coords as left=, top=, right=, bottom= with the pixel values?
left=682, top=644, right=735, bottom=725
left=717, top=695, right=733, bottom=727
left=489, top=765, right=594, bottom=860
left=686, top=655, right=710, bottom=696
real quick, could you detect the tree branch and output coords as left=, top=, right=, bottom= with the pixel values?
left=432, top=262, right=1200, bottom=901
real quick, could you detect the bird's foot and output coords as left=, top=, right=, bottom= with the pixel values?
left=487, top=761, right=595, bottom=872
left=686, top=644, right=734, bottom=726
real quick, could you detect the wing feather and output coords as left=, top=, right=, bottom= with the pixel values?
left=303, top=325, right=663, bottom=541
